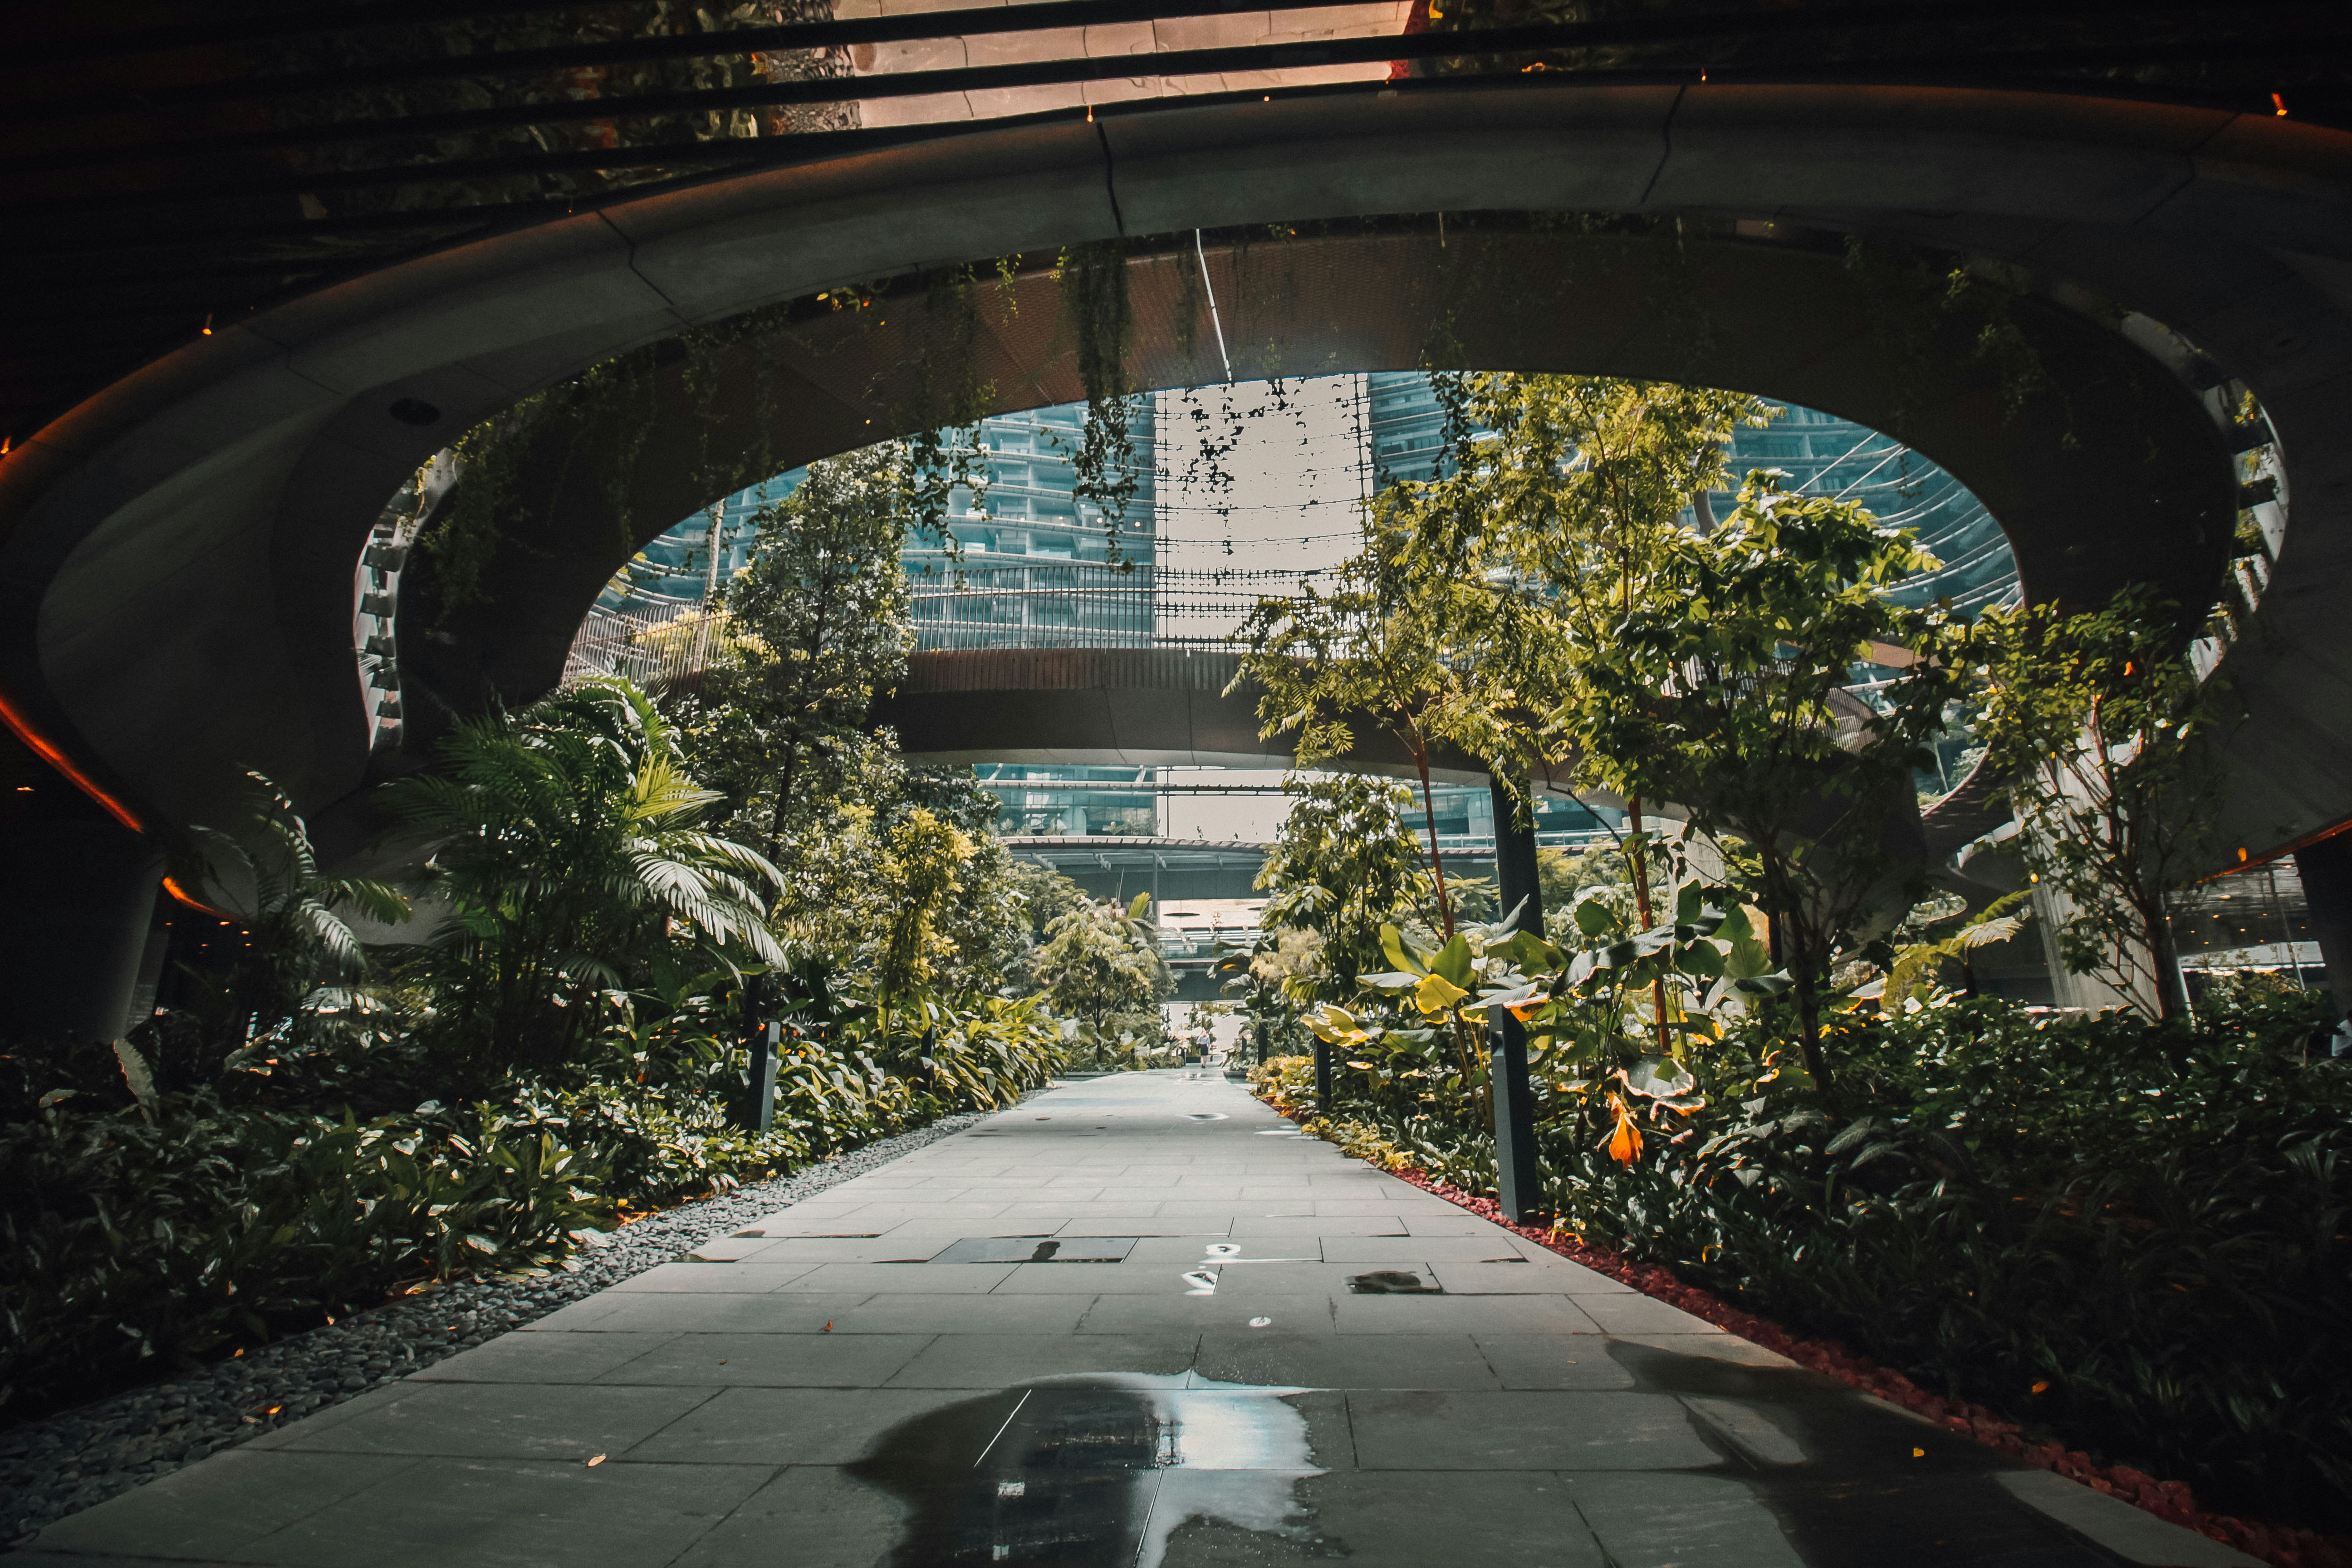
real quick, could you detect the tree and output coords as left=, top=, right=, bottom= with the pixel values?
left=672, top=445, right=913, bottom=859
left=1235, top=522, right=1486, bottom=934
left=1392, top=373, right=1770, bottom=1057
left=179, top=774, right=410, bottom=1046
left=1405, top=373, right=1773, bottom=943
left=1563, top=470, right=1969, bottom=1082
left=381, top=679, right=784, bottom=1077
left=1029, top=894, right=1172, bottom=1044
left=1973, top=585, right=2225, bottom=1021
left=1254, top=774, right=1431, bottom=1001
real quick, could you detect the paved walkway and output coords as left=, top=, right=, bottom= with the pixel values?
left=22, top=1072, right=2255, bottom=1567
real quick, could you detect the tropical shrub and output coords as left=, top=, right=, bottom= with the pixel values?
left=1270, top=990, right=2352, bottom=1530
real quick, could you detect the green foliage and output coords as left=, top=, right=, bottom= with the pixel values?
left=1557, top=470, right=1968, bottom=1079
left=1284, top=987, right=2352, bottom=1529
left=1056, top=240, right=1145, bottom=557
left=381, top=678, right=784, bottom=1079
left=173, top=773, right=410, bottom=1049
left=0, top=1087, right=614, bottom=1416
left=670, top=445, right=914, bottom=858
left=1029, top=895, right=1172, bottom=1049
left=1974, top=585, right=2227, bottom=1020
left=1255, top=775, right=1431, bottom=1000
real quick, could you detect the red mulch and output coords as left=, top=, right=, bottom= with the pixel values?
left=1264, top=1094, right=2350, bottom=1568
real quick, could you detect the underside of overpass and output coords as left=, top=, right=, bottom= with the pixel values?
left=4, top=47, right=2351, bottom=1033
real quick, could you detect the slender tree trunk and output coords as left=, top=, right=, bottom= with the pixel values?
left=767, top=732, right=804, bottom=862
left=2146, top=897, right=2187, bottom=1023
left=1793, top=966, right=1828, bottom=1085
left=1627, top=795, right=1671, bottom=1054
left=1412, top=744, right=1455, bottom=938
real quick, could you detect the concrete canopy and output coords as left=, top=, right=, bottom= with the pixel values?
left=1, top=81, right=2347, bottom=875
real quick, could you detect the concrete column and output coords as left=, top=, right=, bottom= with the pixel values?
left=2295, top=835, right=2352, bottom=1021
left=0, top=814, right=162, bottom=1042
left=1488, top=1004, right=1541, bottom=1222
left=1490, top=775, right=1546, bottom=940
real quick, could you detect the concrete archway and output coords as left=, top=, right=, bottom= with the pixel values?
left=4, top=82, right=2350, bottom=1030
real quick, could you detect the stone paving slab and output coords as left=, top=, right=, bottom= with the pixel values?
left=22, top=1070, right=2262, bottom=1567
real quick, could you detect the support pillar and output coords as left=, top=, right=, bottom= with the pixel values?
left=0, top=808, right=161, bottom=1042
left=1487, top=1004, right=1541, bottom=1222
left=2295, top=835, right=2352, bottom=1030
left=1490, top=775, right=1546, bottom=940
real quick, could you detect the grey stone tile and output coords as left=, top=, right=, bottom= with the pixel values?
left=1055, top=1218, right=1234, bottom=1237
left=1994, top=1471, right=2264, bottom=1566
left=1196, top=1333, right=1498, bottom=1392
left=625, top=1387, right=970, bottom=1464
left=667, top=1465, right=912, bottom=1568
left=1393, top=1215, right=1503, bottom=1236
left=1570, top=1293, right=1726, bottom=1335
left=1334, top=1293, right=1604, bottom=1335
left=1075, top=1292, right=1338, bottom=1337
left=1226, top=1217, right=1411, bottom=1238
left=694, top=1235, right=953, bottom=1263
left=827, top=1293, right=1092, bottom=1334
left=409, top=1330, right=681, bottom=1384
left=1568, top=1470, right=1808, bottom=1567
left=1167, top=1469, right=1608, bottom=1567
left=595, top=1331, right=932, bottom=1387
left=1475, top=1334, right=1642, bottom=1391
left=1122, top=1235, right=1307, bottom=1263
left=236, top=1382, right=412, bottom=1450
left=884, top=1333, right=1200, bottom=1388
left=28, top=1448, right=424, bottom=1559
left=232, top=1456, right=770, bottom=1567
left=1607, top=1332, right=1796, bottom=1367
left=522, top=1292, right=873, bottom=1335
left=608, top=1261, right=826, bottom=1292
left=1324, top=1233, right=1544, bottom=1262
left=1205, top=1262, right=1373, bottom=1296
left=265, top=1379, right=718, bottom=1460
left=1346, top=1391, right=1717, bottom=1470
left=777, top=1262, right=1018, bottom=1293
left=991, top=1261, right=1224, bottom=1294
left=1430, top=1259, right=1632, bottom=1294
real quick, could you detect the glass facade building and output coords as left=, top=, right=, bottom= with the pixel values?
left=903, top=402, right=1160, bottom=651
left=587, top=372, right=2014, bottom=846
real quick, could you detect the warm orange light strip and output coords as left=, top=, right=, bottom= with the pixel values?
left=162, top=875, right=236, bottom=920
left=0, top=683, right=142, bottom=833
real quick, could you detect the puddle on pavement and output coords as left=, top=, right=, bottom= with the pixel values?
left=849, top=1376, right=1331, bottom=1566
left=1608, top=1340, right=2133, bottom=1566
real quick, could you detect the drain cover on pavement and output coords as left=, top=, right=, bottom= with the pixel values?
left=927, top=1236, right=1140, bottom=1264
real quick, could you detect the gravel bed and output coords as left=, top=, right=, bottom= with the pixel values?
left=0, top=1107, right=1003, bottom=1549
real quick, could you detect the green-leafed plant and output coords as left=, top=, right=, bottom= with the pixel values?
left=1974, top=585, right=2228, bottom=1020
left=382, top=677, right=784, bottom=1079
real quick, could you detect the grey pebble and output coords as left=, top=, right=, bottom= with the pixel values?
left=0, top=1105, right=1004, bottom=1548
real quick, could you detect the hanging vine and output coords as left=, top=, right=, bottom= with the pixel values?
left=1058, top=239, right=1143, bottom=570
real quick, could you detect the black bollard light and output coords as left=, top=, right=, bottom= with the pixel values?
left=1487, top=1003, right=1540, bottom=1223
left=751, top=1020, right=780, bottom=1135
left=1313, top=1037, right=1333, bottom=1114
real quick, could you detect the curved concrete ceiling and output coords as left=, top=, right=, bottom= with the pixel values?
left=0, top=81, right=2346, bottom=867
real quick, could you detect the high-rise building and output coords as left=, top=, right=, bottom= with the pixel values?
left=902, top=402, right=1160, bottom=651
